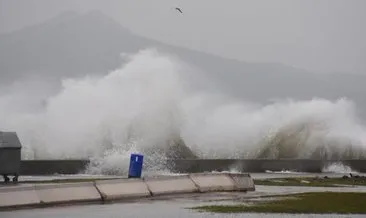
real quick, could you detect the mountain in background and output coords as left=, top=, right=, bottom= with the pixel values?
left=0, top=11, right=365, bottom=118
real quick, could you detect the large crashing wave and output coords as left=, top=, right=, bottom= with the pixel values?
left=1, top=48, right=366, bottom=174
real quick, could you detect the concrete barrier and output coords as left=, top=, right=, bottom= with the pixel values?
left=95, top=179, right=150, bottom=201
left=168, top=159, right=366, bottom=173
left=21, top=160, right=89, bottom=175
left=228, top=173, right=255, bottom=191
left=19, top=159, right=366, bottom=175
left=35, top=182, right=101, bottom=205
left=0, top=173, right=256, bottom=210
left=144, top=175, right=198, bottom=196
left=0, top=185, right=40, bottom=208
left=189, top=173, right=236, bottom=192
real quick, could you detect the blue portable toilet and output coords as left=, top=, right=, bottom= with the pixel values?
left=128, top=153, right=144, bottom=178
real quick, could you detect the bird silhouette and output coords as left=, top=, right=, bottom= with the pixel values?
left=175, top=7, right=183, bottom=14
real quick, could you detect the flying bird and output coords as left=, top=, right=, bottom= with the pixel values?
left=175, top=7, right=183, bottom=14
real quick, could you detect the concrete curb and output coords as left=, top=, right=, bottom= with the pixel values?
left=0, top=173, right=254, bottom=210
left=0, top=185, right=40, bottom=208
left=144, top=175, right=198, bottom=196
left=228, top=173, right=255, bottom=191
left=189, top=173, right=236, bottom=192
left=35, top=182, right=102, bottom=205
left=95, top=178, right=150, bottom=201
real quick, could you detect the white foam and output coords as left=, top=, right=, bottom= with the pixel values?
left=1, top=48, right=366, bottom=174
left=322, top=162, right=358, bottom=174
left=264, top=170, right=302, bottom=174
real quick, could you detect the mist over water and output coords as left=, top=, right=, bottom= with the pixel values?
left=1, top=48, right=366, bottom=174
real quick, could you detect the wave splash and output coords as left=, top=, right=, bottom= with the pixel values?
left=1, top=48, right=366, bottom=174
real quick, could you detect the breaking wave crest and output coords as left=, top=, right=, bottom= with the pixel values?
left=322, top=162, right=358, bottom=174
left=1, top=48, right=366, bottom=174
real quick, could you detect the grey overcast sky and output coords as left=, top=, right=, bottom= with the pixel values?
left=1, top=0, right=365, bottom=74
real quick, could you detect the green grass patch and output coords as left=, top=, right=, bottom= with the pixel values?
left=254, top=176, right=366, bottom=187
left=192, top=192, right=366, bottom=214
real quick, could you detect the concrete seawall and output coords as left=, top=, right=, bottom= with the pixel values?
left=0, top=172, right=255, bottom=210
left=19, top=159, right=366, bottom=175
left=169, top=159, right=325, bottom=173
left=20, top=160, right=89, bottom=175
left=169, top=159, right=366, bottom=173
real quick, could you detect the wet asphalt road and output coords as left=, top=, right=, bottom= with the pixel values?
left=2, top=184, right=366, bottom=218
left=1, top=172, right=366, bottom=217
left=1, top=200, right=364, bottom=218
left=1, top=188, right=365, bottom=218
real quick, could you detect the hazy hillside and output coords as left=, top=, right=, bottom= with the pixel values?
left=0, top=11, right=365, bottom=117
